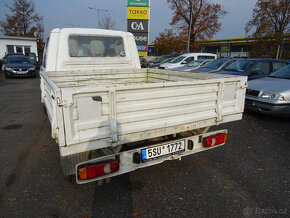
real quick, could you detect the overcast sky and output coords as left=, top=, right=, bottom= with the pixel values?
left=0, top=0, right=257, bottom=43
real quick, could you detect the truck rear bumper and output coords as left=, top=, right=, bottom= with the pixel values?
left=75, top=129, right=227, bottom=184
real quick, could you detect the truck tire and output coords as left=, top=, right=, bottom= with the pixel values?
left=43, top=104, right=47, bottom=116
left=64, top=174, right=77, bottom=185
left=31, top=73, right=37, bottom=78
left=4, top=72, right=10, bottom=79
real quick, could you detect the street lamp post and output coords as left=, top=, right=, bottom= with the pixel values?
left=187, top=0, right=193, bottom=53
left=88, top=7, right=108, bottom=28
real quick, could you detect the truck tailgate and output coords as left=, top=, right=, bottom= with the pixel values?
left=56, top=69, right=247, bottom=149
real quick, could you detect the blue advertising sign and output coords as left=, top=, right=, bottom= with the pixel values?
left=137, top=45, right=148, bottom=52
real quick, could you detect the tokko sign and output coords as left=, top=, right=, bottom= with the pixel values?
left=127, top=19, right=148, bottom=33
left=127, top=7, right=149, bottom=20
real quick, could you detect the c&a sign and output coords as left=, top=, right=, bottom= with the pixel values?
left=127, top=19, right=148, bottom=33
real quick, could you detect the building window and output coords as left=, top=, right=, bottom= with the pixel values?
left=16, top=46, right=23, bottom=54
left=24, top=46, right=31, bottom=55
left=7, top=45, right=14, bottom=53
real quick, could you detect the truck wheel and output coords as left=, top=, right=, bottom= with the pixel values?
left=43, top=104, right=47, bottom=116
left=4, top=72, right=10, bottom=79
left=64, top=174, right=77, bottom=185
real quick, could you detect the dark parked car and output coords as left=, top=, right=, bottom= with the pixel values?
left=140, top=57, right=147, bottom=68
left=3, top=54, right=36, bottom=78
left=214, top=59, right=288, bottom=80
left=191, top=58, right=237, bottom=73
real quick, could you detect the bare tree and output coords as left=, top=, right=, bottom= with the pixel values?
left=166, top=0, right=227, bottom=51
left=99, top=15, right=117, bottom=30
left=245, top=0, right=290, bottom=58
left=0, top=0, right=44, bottom=39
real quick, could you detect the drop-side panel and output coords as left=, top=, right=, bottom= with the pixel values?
left=61, top=78, right=246, bottom=149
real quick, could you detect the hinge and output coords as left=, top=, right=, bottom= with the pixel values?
left=238, top=81, right=248, bottom=89
left=56, top=97, right=73, bottom=108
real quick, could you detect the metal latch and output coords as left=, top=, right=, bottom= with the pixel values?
left=56, top=97, right=73, bottom=108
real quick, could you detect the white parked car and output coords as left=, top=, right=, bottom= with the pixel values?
left=159, top=53, right=216, bottom=69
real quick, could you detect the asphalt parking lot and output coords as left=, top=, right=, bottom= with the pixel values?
left=0, top=72, right=289, bottom=218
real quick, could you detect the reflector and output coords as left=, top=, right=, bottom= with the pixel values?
left=79, top=168, right=87, bottom=180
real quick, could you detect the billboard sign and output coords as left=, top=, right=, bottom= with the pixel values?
left=127, top=7, right=149, bottom=20
left=137, top=44, right=148, bottom=52
left=127, top=19, right=148, bottom=33
left=127, top=0, right=149, bottom=7
left=138, top=51, right=147, bottom=56
left=133, top=32, right=148, bottom=45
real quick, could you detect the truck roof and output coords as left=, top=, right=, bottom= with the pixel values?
left=51, top=28, right=134, bottom=38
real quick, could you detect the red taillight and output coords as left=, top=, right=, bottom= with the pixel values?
left=78, top=160, right=119, bottom=180
left=203, top=133, right=227, bottom=147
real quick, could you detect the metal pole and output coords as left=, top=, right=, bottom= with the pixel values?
left=276, top=45, right=280, bottom=60
left=187, top=0, right=193, bottom=53
left=88, top=7, right=108, bottom=28
left=98, top=9, right=99, bottom=28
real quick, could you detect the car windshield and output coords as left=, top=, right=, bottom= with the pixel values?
left=269, top=65, right=290, bottom=79
left=157, top=55, right=170, bottom=62
left=149, top=57, right=160, bottom=63
left=169, top=56, right=185, bottom=63
left=225, top=60, right=255, bottom=72
left=7, top=56, right=30, bottom=64
left=186, top=60, right=204, bottom=67
left=161, top=57, right=174, bottom=63
left=203, top=59, right=229, bottom=69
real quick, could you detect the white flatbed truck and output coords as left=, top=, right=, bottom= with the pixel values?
left=40, top=28, right=247, bottom=184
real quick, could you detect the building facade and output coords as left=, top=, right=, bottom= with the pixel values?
left=0, top=35, right=38, bottom=61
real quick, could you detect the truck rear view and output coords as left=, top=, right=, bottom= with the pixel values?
left=40, top=28, right=247, bottom=184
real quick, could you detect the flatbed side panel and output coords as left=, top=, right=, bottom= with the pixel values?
left=40, top=72, right=66, bottom=146
left=60, top=76, right=246, bottom=148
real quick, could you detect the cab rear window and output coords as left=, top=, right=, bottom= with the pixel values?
left=68, top=35, right=125, bottom=57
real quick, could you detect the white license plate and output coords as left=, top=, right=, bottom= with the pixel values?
left=16, top=71, right=26, bottom=75
left=141, top=140, right=185, bottom=163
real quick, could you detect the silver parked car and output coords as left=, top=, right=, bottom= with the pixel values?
left=245, top=64, right=290, bottom=117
